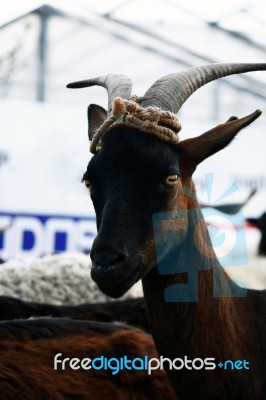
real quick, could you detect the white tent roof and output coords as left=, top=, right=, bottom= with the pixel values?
left=0, top=0, right=265, bottom=122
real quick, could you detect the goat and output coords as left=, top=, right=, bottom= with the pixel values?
left=68, top=63, right=266, bottom=400
left=0, top=318, right=175, bottom=399
left=201, top=187, right=257, bottom=215
left=247, top=212, right=266, bottom=256
left=0, top=295, right=150, bottom=332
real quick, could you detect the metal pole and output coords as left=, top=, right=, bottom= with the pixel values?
left=37, top=11, right=48, bottom=102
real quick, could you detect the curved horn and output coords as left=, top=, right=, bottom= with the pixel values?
left=67, top=74, right=132, bottom=116
left=141, top=63, right=266, bottom=113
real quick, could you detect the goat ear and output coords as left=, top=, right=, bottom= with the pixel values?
left=246, top=217, right=260, bottom=228
left=87, top=104, right=107, bottom=141
left=177, top=110, right=261, bottom=171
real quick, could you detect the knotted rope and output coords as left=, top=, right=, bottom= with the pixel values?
left=90, top=96, right=182, bottom=154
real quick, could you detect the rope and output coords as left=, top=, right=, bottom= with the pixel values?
left=90, top=96, right=182, bottom=154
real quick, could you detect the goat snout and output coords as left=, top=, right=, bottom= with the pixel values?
left=90, top=243, right=141, bottom=298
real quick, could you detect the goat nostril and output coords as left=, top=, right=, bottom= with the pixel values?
left=91, top=250, right=127, bottom=268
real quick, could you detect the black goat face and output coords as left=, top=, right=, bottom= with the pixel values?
left=84, top=127, right=181, bottom=297
left=83, top=109, right=261, bottom=297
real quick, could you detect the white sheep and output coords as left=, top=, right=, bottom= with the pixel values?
left=0, top=252, right=143, bottom=304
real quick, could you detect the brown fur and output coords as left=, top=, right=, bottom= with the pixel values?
left=0, top=321, right=175, bottom=400
left=141, top=112, right=265, bottom=399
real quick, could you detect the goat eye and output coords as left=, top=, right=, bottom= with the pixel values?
left=165, top=175, right=178, bottom=186
left=84, top=180, right=92, bottom=190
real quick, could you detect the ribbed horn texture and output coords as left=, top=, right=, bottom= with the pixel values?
left=67, top=74, right=132, bottom=116
left=141, top=63, right=266, bottom=113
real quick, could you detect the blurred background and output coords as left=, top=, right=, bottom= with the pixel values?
left=0, top=0, right=266, bottom=261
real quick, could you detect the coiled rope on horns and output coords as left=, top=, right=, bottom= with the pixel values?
left=90, top=96, right=182, bottom=154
